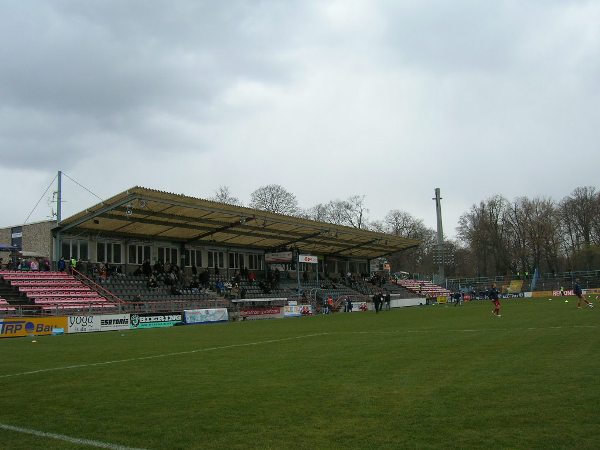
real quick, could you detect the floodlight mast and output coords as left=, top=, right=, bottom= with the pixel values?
left=432, top=188, right=445, bottom=284
left=54, top=170, right=63, bottom=266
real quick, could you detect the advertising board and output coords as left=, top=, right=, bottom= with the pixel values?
left=264, top=252, right=293, bottom=263
left=552, top=290, right=574, bottom=296
left=67, top=314, right=130, bottom=333
left=184, top=308, right=228, bottom=324
left=283, top=304, right=314, bottom=317
left=130, top=313, right=182, bottom=329
left=240, top=307, right=281, bottom=318
left=298, top=254, right=318, bottom=264
left=0, top=317, right=67, bottom=338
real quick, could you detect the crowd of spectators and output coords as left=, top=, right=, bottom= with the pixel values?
left=0, top=257, right=51, bottom=271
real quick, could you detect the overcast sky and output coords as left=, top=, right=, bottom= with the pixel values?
left=1, top=0, right=599, bottom=238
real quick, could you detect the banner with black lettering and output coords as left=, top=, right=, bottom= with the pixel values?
left=67, top=314, right=130, bottom=333
left=130, top=313, right=182, bottom=329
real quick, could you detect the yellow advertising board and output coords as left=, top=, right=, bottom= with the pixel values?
left=0, top=317, right=67, bottom=338
left=437, top=296, right=448, bottom=304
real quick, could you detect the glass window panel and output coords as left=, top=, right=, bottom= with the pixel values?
left=128, top=245, right=136, bottom=264
left=97, top=243, right=105, bottom=262
left=79, top=242, right=88, bottom=260
left=113, top=244, right=121, bottom=264
left=62, top=241, right=71, bottom=259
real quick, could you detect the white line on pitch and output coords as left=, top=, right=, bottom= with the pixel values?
left=0, top=423, right=146, bottom=450
left=0, top=332, right=330, bottom=379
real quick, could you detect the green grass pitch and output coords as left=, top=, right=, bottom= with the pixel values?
left=1, top=297, right=598, bottom=449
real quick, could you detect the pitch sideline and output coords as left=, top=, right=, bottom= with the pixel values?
left=0, top=422, right=146, bottom=450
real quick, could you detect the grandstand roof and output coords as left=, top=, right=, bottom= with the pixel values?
left=57, top=186, right=420, bottom=259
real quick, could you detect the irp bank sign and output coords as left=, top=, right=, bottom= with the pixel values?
left=0, top=317, right=67, bottom=338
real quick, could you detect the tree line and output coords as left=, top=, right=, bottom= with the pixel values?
left=212, top=185, right=600, bottom=278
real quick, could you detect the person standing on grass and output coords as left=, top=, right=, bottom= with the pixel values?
left=489, top=283, right=501, bottom=317
left=372, top=292, right=380, bottom=313
left=574, top=280, right=593, bottom=309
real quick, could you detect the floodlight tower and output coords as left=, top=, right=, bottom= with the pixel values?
left=432, top=188, right=444, bottom=284
left=54, top=171, right=63, bottom=267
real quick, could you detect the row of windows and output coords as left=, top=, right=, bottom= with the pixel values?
left=60, top=239, right=264, bottom=270
left=60, top=240, right=364, bottom=272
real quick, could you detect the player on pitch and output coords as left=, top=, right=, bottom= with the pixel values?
left=489, top=283, right=501, bottom=317
left=574, top=279, right=593, bottom=309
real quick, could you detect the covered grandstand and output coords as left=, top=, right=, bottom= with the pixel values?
left=1, top=186, right=426, bottom=317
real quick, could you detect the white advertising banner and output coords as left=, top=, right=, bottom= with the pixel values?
left=283, top=304, right=314, bottom=317
left=264, top=252, right=293, bottom=263
left=298, top=254, right=318, bottom=264
left=67, top=314, right=130, bottom=333
left=184, top=308, right=229, bottom=324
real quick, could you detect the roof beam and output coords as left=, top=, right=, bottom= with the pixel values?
left=57, top=194, right=138, bottom=234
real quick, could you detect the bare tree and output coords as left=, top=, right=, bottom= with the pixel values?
left=382, top=209, right=436, bottom=275
left=508, top=197, right=560, bottom=273
left=250, top=184, right=298, bottom=215
left=385, top=210, right=425, bottom=238
left=457, top=195, right=511, bottom=276
left=558, top=186, right=600, bottom=269
left=211, top=186, right=241, bottom=206
left=304, top=196, right=369, bottom=229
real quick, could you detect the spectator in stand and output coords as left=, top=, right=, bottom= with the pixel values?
left=233, top=271, right=241, bottom=284
left=30, top=259, right=39, bottom=271
left=191, top=264, right=198, bottom=276
left=200, top=269, right=210, bottom=289
left=142, top=259, right=152, bottom=277
left=248, top=271, right=256, bottom=284
left=58, top=257, right=66, bottom=272
left=147, top=273, right=158, bottom=289
left=70, top=257, right=77, bottom=273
